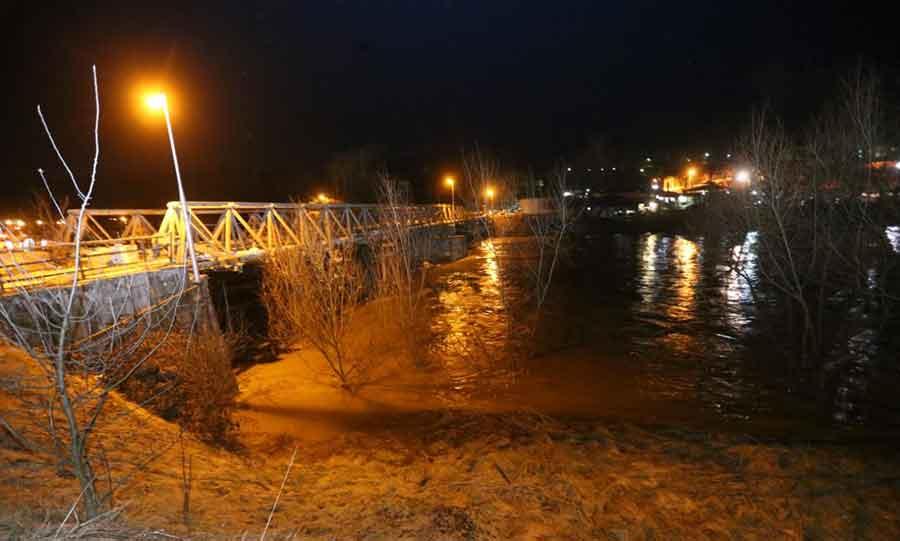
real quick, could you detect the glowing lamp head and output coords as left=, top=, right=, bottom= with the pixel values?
left=444, top=176, right=455, bottom=187
left=735, top=169, right=751, bottom=183
left=484, top=187, right=495, bottom=199
left=144, top=92, right=167, bottom=111
left=317, top=193, right=329, bottom=204
left=686, top=167, right=697, bottom=178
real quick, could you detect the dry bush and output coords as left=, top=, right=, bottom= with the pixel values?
left=117, top=331, right=239, bottom=444
left=1, top=507, right=175, bottom=540
left=261, top=229, right=372, bottom=390
left=375, top=173, right=434, bottom=366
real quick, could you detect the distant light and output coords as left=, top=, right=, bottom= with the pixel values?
left=677, top=195, right=689, bottom=204
left=726, top=153, right=732, bottom=159
left=704, top=152, right=710, bottom=158
left=639, top=168, right=645, bottom=173
left=563, top=191, right=574, bottom=197
left=646, top=157, right=652, bottom=162
left=686, top=167, right=698, bottom=178
left=119, top=216, right=128, bottom=223
left=40, top=239, right=48, bottom=248
left=567, top=167, right=573, bottom=172
left=751, top=190, right=758, bottom=196
left=4, top=219, right=13, bottom=226
left=612, top=167, right=616, bottom=171
left=3, top=240, right=13, bottom=250
left=895, top=161, right=900, bottom=170
left=15, top=219, right=25, bottom=227
left=735, top=169, right=751, bottom=183
left=587, top=206, right=592, bottom=211
left=648, top=201, right=659, bottom=212
left=444, top=175, right=455, bottom=187
left=35, top=219, right=44, bottom=226
left=484, top=186, right=496, bottom=199
left=585, top=187, right=591, bottom=192
left=317, top=193, right=330, bottom=203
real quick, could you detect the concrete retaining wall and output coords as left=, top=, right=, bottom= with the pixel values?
left=0, top=268, right=218, bottom=350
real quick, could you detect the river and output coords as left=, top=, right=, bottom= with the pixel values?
left=236, top=232, right=900, bottom=442
left=424, top=233, right=900, bottom=439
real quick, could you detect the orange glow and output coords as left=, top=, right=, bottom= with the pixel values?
left=317, top=193, right=330, bottom=204
left=134, top=81, right=182, bottom=122
left=686, top=167, right=697, bottom=179
left=444, top=176, right=455, bottom=187
left=484, top=186, right=495, bottom=199
left=144, top=92, right=167, bottom=112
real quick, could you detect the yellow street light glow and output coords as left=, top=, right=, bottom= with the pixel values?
left=484, top=187, right=495, bottom=199
left=686, top=167, right=697, bottom=178
left=735, top=169, right=751, bottom=183
left=444, top=176, right=455, bottom=187
left=317, top=193, right=330, bottom=203
left=144, top=92, right=167, bottom=111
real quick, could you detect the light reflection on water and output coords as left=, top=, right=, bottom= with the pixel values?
left=429, top=239, right=514, bottom=396
left=887, top=226, right=900, bottom=253
left=424, top=232, right=900, bottom=436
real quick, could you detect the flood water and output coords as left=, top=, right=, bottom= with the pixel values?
left=424, top=233, right=900, bottom=440
left=237, top=232, right=900, bottom=442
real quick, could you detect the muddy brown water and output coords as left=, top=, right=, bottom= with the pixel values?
left=236, top=232, right=900, bottom=442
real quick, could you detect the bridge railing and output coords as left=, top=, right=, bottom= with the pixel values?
left=1, top=201, right=474, bottom=292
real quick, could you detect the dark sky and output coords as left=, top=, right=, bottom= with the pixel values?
left=2, top=1, right=897, bottom=210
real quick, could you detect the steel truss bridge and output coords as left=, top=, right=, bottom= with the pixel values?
left=1, top=201, right=471, bottom=291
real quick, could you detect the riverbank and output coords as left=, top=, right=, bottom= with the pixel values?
left=4, top=233, right=900, bottom=539
left=3, top=347, right=900, bottom=539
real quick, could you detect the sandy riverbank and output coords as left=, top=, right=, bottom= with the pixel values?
left=3, top=346, right=900, bottom=539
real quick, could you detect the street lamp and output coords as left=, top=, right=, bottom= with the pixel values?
left=444, top=176, right=455, bottom=211
left=144, top=91, right=199, bottom=282
left=484, top=186, right=495, bottom=211
left=686, top=167, right=698, bottom=189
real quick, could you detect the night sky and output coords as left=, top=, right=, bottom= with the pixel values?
left=2, top=1, right=897, bottom=210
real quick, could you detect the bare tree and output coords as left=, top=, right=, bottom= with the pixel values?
left=0, top=66, right=195, bottom=519
left=521, top=165, right=578, bottom=336
left=459, top=146, right=578, bottom=357
left=722, top=66, right=897, bottom=364
left=375, top=172, right=434, bottom=365
left=261, top=212, right=370, bottom=390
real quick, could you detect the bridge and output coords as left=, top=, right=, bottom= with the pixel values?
left=0, top=201, right=474, bottom=292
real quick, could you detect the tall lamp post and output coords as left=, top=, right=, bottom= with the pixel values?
left=145, top=92, right=200, bottom=282
left=444, top=175, right=455, bottom=212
